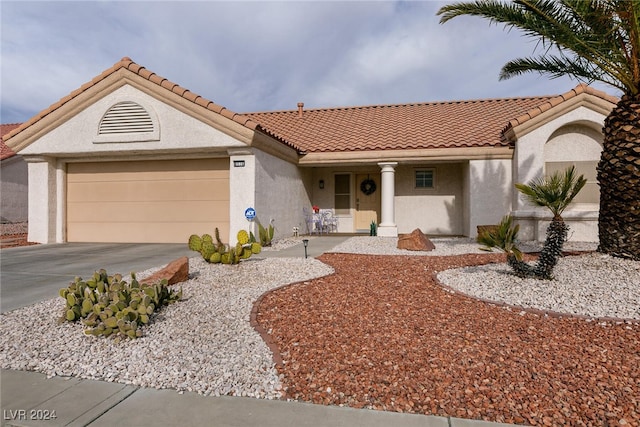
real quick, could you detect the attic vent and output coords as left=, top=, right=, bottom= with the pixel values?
left=98, top=101, right=154, bottom=135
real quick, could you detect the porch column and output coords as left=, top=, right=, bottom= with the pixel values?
left=377, top=162, right=398, bottom=237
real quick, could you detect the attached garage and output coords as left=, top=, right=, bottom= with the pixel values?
left=66, top=158, right=229, bottom=243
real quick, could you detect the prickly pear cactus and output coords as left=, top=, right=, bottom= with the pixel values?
left=237, top=230, right=249, bottom=245
left=187, top=228, right=261, bottom=265
left=188, top=234, right=203, bottom=252
left=59, top=269, right=181, bottom=339
left=201, top=241, right=216, bottom=260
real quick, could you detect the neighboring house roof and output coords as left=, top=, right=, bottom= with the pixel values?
left=1, top=123, right=22, bottom=160
left=245, top=83, right=619, bottom=154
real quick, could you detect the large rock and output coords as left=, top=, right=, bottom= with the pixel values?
left=397, top=229, right=436, bottom=251
left=140, top=257, right=189, bottom=286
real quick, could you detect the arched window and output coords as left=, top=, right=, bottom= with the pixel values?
left=544, top=123, right=602, bottom=205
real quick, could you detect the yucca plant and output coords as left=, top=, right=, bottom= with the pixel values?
left=479, top=166, right=586, bottom=279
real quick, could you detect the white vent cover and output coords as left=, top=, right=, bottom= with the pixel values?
left=98, top=101, right=154, bottom=135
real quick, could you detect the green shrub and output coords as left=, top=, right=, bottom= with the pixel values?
left=59, top=269, right=182, bottom=339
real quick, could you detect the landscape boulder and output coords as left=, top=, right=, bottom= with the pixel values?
left=397, top=228, right=436, bottom=251
left=140, top=257, right=189, bottom=286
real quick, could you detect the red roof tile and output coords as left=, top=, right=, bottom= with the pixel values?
left=246, top=84, right=617, bottom=153
left=246, top=97, right=555, bottom=153
left=1, top=123, right=22, bottom=160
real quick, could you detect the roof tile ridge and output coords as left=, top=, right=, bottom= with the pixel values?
left=501, top=84, right=618, bottom=138
left=245, top=94, right=558, bottom=116
left=119, top=58, right=262, bottom=131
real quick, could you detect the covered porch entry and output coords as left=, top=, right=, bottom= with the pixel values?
left=306, top=163, right=399, bottom=236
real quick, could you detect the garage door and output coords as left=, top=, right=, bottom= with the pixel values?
left=67, top=159, right=229, bottom=243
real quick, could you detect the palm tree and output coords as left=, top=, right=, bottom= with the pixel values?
left=438, top=0, right=640, bottom=261
left=479, top=166, right=586, bottom=279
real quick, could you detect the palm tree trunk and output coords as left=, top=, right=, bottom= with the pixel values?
left=597, top=94, right=640, bottom=261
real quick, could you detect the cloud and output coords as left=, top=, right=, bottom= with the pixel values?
left=0, top=0, right=619, bottom=124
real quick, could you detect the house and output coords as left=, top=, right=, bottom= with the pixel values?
left=3, top=57, right=618, bottom=245
left=1, top=123, right=28, bottom=225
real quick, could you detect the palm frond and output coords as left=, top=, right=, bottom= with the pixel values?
left=515, top=165, right=587, bottom=218
left=477, top=215, right=523, bottom=260
left=437, top=0, right=640, bottom=95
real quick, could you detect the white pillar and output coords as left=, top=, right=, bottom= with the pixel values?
left=377, top=162, right=398, bottom=237
left=228, top=149, right=256, bottom=245
left=25, top=156, right=57, bottom=243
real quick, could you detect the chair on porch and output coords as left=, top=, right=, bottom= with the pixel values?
left=303, top=207, right=323, bottom=235
left=321, top=209, right=338, bottom=233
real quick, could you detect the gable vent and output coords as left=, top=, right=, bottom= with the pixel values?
left=99, top=101, right=154, bottom=135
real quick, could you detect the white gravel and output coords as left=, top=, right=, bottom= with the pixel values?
left=1, top=236, right=637, bottom=400
left=438, top=252, right=640, bottom=321
left=0, top=257, right=334, bottom=398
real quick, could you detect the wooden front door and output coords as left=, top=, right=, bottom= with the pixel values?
left=355, top=174, right=381, bottom=231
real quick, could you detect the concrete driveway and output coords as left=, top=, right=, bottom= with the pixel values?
left=1, top=243, right=194, bottom=313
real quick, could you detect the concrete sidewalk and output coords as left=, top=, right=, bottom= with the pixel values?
left=1, top=369, right=516, bottom=427
left=1, top=237, right=522, bottom=427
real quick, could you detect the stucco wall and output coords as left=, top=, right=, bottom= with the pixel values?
left=467, top=159, right=513, bottom=237
left=394, top=164, right=464, bottom=235
left=20, top=85, right=246, bottom=157
left=0, top=156, right=28, bottom=223
left=512, top=106, right=607, bottom=242
left=253, top=149, right=312, bottom=242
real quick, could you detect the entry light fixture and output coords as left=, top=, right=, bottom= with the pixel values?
left=319, top=179, right=325, bottom=189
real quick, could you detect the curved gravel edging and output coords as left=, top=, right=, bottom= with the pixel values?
left=255, top=252, right=640, bottom=426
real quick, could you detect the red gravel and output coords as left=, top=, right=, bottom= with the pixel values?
left=255, top=253, right=640, bottom=426
left=0, top=233, right=38, bottom=249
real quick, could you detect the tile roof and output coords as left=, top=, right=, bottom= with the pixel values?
left=503, top=83, right=619, bottom=132
left=246, top=84, right=618, bottom=154
left=245, top=97, right=554, bottom=153
left=1, top=123, right=22, bottom=160
left=3, top=57, right=269, bottom=147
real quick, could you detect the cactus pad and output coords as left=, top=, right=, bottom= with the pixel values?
left=237, top=230, right=250, bottom=245
left=188, top=234, right=203, bottom=251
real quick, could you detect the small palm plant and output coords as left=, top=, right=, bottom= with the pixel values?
left=478, top=215, right=532, bottom=277
left=480, top=166, right=587, bottom=280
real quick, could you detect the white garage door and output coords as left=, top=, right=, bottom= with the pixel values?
left=67, top=159, right=229, bottom=243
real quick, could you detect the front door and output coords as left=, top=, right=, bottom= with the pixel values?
left=355, top=174, right=381, bottom=231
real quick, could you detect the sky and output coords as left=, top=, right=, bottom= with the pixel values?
left=1, top=0, right=618, bottom=125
